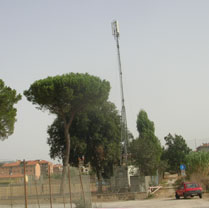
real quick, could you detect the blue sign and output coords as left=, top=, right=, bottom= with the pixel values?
left=180, top=164, right=186, bottom=170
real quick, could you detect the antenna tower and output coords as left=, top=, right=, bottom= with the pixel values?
left=111, top=20, right=128, bottom=164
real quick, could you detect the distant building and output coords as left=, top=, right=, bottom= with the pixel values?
left=26, top=161, right=41, bottom=179
left=0, top=160, right=40, bottom=180
left=196, top=143, right=209, bottom=152
left=0, top=174, right=26, bottom=184
left=39, top=160, right=53, bottom=177
left=53, top=164, right=63, bottom=174
left=0, top=159, right=55, bottom=180
left=0, top=160, right=22, bottom=176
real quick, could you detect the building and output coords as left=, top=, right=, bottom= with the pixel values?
left=26, top=161, right=41, bottom=179
left=0, top=161, right=22, bottom=176
left=53, top=164, right=63, bottom=175
left=0, top=160, right=53, bottom=180
left=39, top=160, right=53, bottom=177
left=0, top=160, right=41, bottom=180
left=196, top=143, right=209, bottom=152
left=0, top=174, right=26, bottom=184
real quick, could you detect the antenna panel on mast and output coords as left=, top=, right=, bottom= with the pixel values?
left=111, top=20, right=120, bottom=37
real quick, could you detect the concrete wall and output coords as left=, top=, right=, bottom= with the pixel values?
left=130, top=175, right=159, bottom=192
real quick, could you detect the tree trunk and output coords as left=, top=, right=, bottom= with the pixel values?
left=60, top=121, right=71, bottom=194
left=96, top=169, right=103, bottom=193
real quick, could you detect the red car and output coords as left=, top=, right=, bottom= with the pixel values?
left=175, top=182, right=202, bottom=199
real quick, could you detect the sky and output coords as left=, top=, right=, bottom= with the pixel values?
left=1, top=0, right=209, bottom=163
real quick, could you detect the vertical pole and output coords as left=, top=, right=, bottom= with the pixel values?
left=34, top=179, right=40, bottom=208
left=68, top=165, right=73, bottom=208
left=23, top=160, right=28, bottom=208
left=62, top=193, right=66, bottom=208
left=48, top=164, right=53, bottom=208
left=78, top=158, right=85, bottom=207
left=10, top=178, right=13, bottom=208
left=112, top=20, right=128, bottom=165
left=62, top=167, right=66, bottom=208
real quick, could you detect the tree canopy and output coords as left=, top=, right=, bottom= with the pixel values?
left=47, top=101, right=121, bottom=192
left=161, top=133, right=191, bottom=173
left=129, top=110, right=162, bottom=176
left=185, top=151, right=209, bottom=178
left=24, top=73, right=110, bottom=116
left=0, top=79, right=21, bottom=140
left=136, top=110, right=155, bottom=136
left=24, top=73, right=110, bottom=192
left=47, top=102, right=121, bottom=168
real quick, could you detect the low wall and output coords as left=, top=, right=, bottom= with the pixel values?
left=92, top=192, right=147, bottom=202
left=153, top=186, right=176, bottom=198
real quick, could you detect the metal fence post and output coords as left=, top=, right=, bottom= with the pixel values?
left=23, top=160, right=28, bottom=208
left=78, top=158, right=85, bottom=207
left=48, top=164, right=53, bottom=208
left=68, top=165, right=72, bottom=208
left=34, top=179, right=40, bottom=208
left=10, top=178, right=13, bottom=208
left=62, top=192, right=66, bottom=208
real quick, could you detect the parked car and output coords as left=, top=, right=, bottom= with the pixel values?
left=175, top=182, right=202, bottom=199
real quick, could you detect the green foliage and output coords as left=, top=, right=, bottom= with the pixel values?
left=47, top=116, right=87, bottom=166
left=185, top=151, right=209, bottom=178
left=84, top=102, right=121, bottom=179
left=0, top=79, right=21, bottom=140
left=137, top=110, right=154, bottom=136
left=158, top=158, right=169, bottom=178
left=24, top=72, right=110, bottom=167
left=47, top=101, right=121, bottom=179
left=51, top=173, right=62, bottom=179
left=129, top=135, right=162, bottom=176
left=162, top=133, right=191, bottom=173
left=129, top=110, right=162, bottom=176
left=24, top=73, right=110, bottom=116
left=174, top=178, right=184, bottom=187
left=24, top=73, right=110, bottom=193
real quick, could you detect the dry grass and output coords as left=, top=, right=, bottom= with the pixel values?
left=189, top=173, right=209, bottom=191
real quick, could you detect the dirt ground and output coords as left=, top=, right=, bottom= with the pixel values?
left=94, top=173, right=209, bottom=208
left=1, top=195, right=209, bottom=208
left=93, top=196, right=209, bottom=208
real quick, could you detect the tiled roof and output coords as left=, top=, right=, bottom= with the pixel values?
left=26, top=160, right=39, bottom=166
left=39, top=160, right=51, bottom=164
left=1, top=159, right=54, bottom=168
left=197, top=143, right=209, bottom=149
left=2, top=161, right=21, bottom=167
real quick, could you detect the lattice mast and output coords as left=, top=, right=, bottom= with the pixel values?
left=111, top=20, right=128, bottom=164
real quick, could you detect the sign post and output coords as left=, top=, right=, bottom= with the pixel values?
left=180, top=164, right=186, bottom=176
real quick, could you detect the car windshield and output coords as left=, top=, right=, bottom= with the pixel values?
left=186, top=183, right=199, bottom=188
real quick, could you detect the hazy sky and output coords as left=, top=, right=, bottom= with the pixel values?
left=1, top=0, right=209, bottom=163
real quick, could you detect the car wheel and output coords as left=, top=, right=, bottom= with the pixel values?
left=175, top=193, right=180, bottom=199
left=199, top=194, right=202, bottom=199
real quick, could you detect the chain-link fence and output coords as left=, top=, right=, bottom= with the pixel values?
left=0, top=166, right=92, bottom=208
left=0, top=162, right=162, bottom=207
left=90, top=166, right=160, bottom=195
